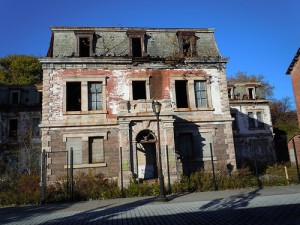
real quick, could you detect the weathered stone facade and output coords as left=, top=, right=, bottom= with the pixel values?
left=0, top=84, right=42, bottom=172
left=228, top=82, right=276, bottom=167
left=40, top=27, right=236, bottom=186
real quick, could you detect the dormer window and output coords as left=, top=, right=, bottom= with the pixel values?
left=248, top=87, right=255, bottom=100
left=177, top=31, right=196, bottom=57
left=10, top=90, right=21, bottom=104
left=126, top=30, right=146, bottom=57
left=74, top=30, right=95, bottom=57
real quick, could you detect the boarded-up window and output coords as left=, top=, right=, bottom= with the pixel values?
left=66, top=137, right=82, bottom=165
left=195, top=81, right=207, bottom=107
left=179, top=133, right=194, bottom=158
left=199, top=133, right=213, bottom=158
left=88, top=82, right=102, bottom=110
left=89, top=137, right=104, bottom=163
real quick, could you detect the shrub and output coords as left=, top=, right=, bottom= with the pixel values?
left=0, top=172, right=40, bottom=206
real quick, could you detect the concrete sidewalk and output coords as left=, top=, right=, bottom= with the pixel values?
left=1, top=185, right=300, bottom=225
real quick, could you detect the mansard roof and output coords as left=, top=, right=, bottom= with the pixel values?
left=46, top=26, right=226, bottom=62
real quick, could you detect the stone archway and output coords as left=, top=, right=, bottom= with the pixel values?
left=135, top=129, right=158, bottom=180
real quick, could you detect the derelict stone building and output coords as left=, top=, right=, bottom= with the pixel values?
left=39, top=27, right=236, bottom=186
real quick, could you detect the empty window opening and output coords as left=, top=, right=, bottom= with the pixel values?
left=79, top=37, right=90, bottom=57
left=66, top=82, right=81, bottom=111
left=9, top=119, right=18, bottom=137
left=248, top=88, right=255, bottom=99
left=11, top=91, right=20, bottom=104
left=175, top=80, right=188, bottom=108
left=132, top=81, right=146, bottom=100
left=132, top=38, right=142, bottom=57
left=182, top=38, right=191, bottom=56
left=88, top=82, right=102, bottom=110
left=194, top=81, right=207, bottom=107
left=248, top=112, right=255, bottom=128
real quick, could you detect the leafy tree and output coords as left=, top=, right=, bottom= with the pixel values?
left=0, top=55, right=42, bottom=85
left=270, top=97, right=299, bottom=139
left=227, top=71, right=274, bottom=99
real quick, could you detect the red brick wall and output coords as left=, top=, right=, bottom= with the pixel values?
left=290, top=59, right=300, bottom=128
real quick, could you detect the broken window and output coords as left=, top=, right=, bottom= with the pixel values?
left=248, top=87, right=255, bottom=99
left=10, top=91, right=20, bottom=104
left=79, top=37, right=90, bottom=57
left=32, top=118, right=40, bottom=138
left=194, top=81, right=207, bottom=107
left=177, top=31, right=196, bottom=57
left=132, top=38, right=142, bottom=57
left=256, top=111, right=264, bottom=128
left=175, top=80, right=188, bottom=108
left=126, top=30, right=146, bottom=57
left=88, top=82, right=102, bottom=110
left=74, top=30, right=95, bottom=57
left=132, top=81, right=146, bottom=100
left=248, top=112, right=255, bottom=128
left=9, top=119, right=18, bottom=137
left=89, top=137, right=104, bottom=163
left=66, top=82, right=81, bottom=111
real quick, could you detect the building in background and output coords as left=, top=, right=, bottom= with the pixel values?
left=0, top=84, right=42, bottom=173
left=39, top=27, right=236, bottom=186
left=228, top=82, right=276, bottom=168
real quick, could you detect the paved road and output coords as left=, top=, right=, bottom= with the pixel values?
left=1, top=185, right=300, bottom=225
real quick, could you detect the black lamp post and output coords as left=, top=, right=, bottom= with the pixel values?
left=152, top=100, right=167, bottom=201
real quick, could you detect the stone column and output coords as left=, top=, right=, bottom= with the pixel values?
left=118, top=120, right=132, bottom=187
left=161, top=117, right=177, bottom=186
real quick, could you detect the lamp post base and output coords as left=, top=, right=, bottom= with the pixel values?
left=156, top=195, right=168, bottom=202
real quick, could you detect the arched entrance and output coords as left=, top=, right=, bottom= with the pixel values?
left=136, top=130, right=158, bottom=180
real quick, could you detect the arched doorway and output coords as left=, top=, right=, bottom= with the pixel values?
left=136, top=130, right=158, bottom=180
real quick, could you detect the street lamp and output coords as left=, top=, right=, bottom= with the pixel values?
left=152, top=100, right=167, bottom=201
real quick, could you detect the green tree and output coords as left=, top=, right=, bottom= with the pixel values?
left=270, top=97, right=299, bottom=139
left=227, top=71, right=274, bottom=99
left=0, top=55, right=42, bottom=85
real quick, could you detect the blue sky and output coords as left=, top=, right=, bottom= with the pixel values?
left=1, top=0, right=299, bottom=106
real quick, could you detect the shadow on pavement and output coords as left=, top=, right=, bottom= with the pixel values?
left=200, top=188, right=262, bottom=210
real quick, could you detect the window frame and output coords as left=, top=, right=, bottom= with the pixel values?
left=8, top=118, right=18, bottom=137
left=10, top=90, right=21, bottom=104
left=171, top=75, right=212, bottom=111
left=248, top=111, right=265, bottom=129
left=129, top=78, right=150, bottom=101
left=74, top=30, right=95, bottom=57
left=176, top=31, right=196, bottom=57
left=63, top=132, right=108, bottom=168
left=126, top=30, right=147, bottom=57
left=63, top=76, right=107, bottom=115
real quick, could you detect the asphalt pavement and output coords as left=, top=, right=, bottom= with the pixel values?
left=1, top=184, right=300, bottom=225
